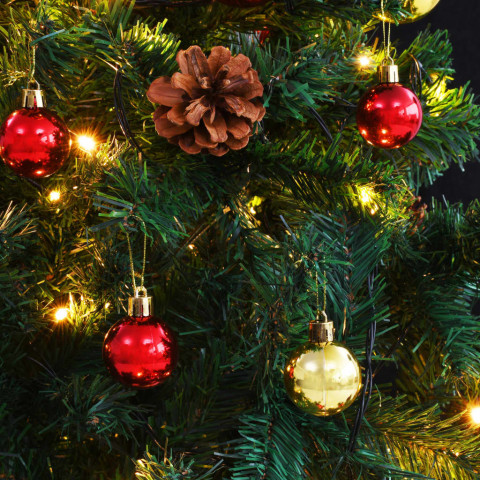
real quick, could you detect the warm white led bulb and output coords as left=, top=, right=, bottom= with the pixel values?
left=357, top=55, right=371, bottom=67
left=49, top=190, right=61, bottom=202
left=54, top=308, right=69, bottom=322
left=77, top=135, right=96, bottom=153
left=358, top=186, right=374, bottom=205
left=471, top=406, right=480, bottom=424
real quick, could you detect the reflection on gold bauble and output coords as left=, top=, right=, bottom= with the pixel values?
left=284, top=341, right=362, bottom=417
left=381, top=0, right=440, bottom=23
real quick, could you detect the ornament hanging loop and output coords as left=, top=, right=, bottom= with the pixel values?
left=22, top=46, right=44, bottom=108
left=316, top=309, right=328, bottom=323
left=380, top=0, right=393, bottom=64
left=27, top=79, right=40, bottom=90
left=28, top=45, right=37, bottom=83
left=378, top=0, right=398, bottom=85
left=125, top=217, right=148, bottom=293
left=312, top=270, right=334, bottom=345
left=315, top=269, right=327, bottom=319
left=135, top=285, right=148, bottom=297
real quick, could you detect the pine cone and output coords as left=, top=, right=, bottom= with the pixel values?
left=147, top=45, right=265, bottom=157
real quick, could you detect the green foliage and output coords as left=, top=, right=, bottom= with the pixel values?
left=135, top=451, right=222, bottom=479
left=1, top=0, right=480, bottom=479
left=232, top=408, right=308, bottom=480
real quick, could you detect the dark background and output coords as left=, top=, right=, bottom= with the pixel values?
left=396, top=0, right=480, bottom=204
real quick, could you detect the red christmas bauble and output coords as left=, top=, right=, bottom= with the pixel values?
left=256, top=29, right=270, bottom=45
left=0, top=107, right=71, bottom=178
left=217, top=0, right=267, bottom=6
left=356, top=83, right=422, bottom=149
left=103, top=314, right=178, bottom=388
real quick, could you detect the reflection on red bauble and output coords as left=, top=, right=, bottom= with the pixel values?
left=0, top=108, right=71, bottom=178
left=103, top=314, right=178, bottom=388
left=218, top=0, right=267, bottom=6
left=356, top=83, right=422, bottom=149
left=256, top=29, right=270, bottom=45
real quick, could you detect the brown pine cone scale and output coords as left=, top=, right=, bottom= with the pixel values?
left=147, top=45, right=265, bottom=157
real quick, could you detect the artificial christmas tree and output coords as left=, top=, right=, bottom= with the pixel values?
left=2, top=1, right=480, bottom=479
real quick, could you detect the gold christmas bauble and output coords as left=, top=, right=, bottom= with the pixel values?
left=382, top=0, right=440, bottom=23
left=403, top=0, right=440, bottom=21
left=284, top=341, right=362, bottom=416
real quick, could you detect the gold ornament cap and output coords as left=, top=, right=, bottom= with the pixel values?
left=22, top=80, right=45, bottom=109
left=309, top=311, right=335, bottom=345
left=128, top=286, right=152, bottom=317
left=378, top=64, right=399, bottom=84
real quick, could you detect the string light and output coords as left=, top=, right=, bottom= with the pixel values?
left=358, top=186, right=379, bottom=215
left=76, top=134, right=97, bottom=153
left=359, top=186, right=374, bottom=204
left=357, top=55, right=372, bottom=68
left=470, top=406, right=480, bottom=425
left=247, top=196, right=263, bottom=216
left=54, top=307, right=69, bottom=322
left=48, top=190, right=61, bottom=202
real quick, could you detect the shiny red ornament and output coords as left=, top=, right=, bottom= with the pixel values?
left=103, top=314, right=178, bottom=388
left=256, top=29, right=270, bottom=45
left=356, top=83, right=422, bottom=149
left=217, top=0, right=267, bottom=6
left=0, top=107, right=70, bottom=178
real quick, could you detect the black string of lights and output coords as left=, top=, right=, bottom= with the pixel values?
left=308, top=106, right=334, bottom=144
left=347, top=268, right=378, bottom=453
left=331, top=269, right=378, bottom=479
left=113, top=69, right=144, bottom=156
left=409, top=53, right=424, bottom=101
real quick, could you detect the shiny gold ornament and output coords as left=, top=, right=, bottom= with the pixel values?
left=402, top=0, right=440, bottom=21
left=284, top=316, right=362, bottom=417
left=380, top=0, right=440, bottom=23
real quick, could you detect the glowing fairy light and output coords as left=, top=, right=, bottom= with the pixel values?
left=77, top=134, right=97, bottom=153
left=247, top=196, right=263, bottom=216
left=357, top=55, right=371, bottom=68
left=358, top=186, right=379, bottom=215
left=54, top=307, right=69, bottom=322
left=358, top=186, right=374, bottom=205
left=471, top=406, right=480, bottom=424
left=48, top=190, right=61, bottom=202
